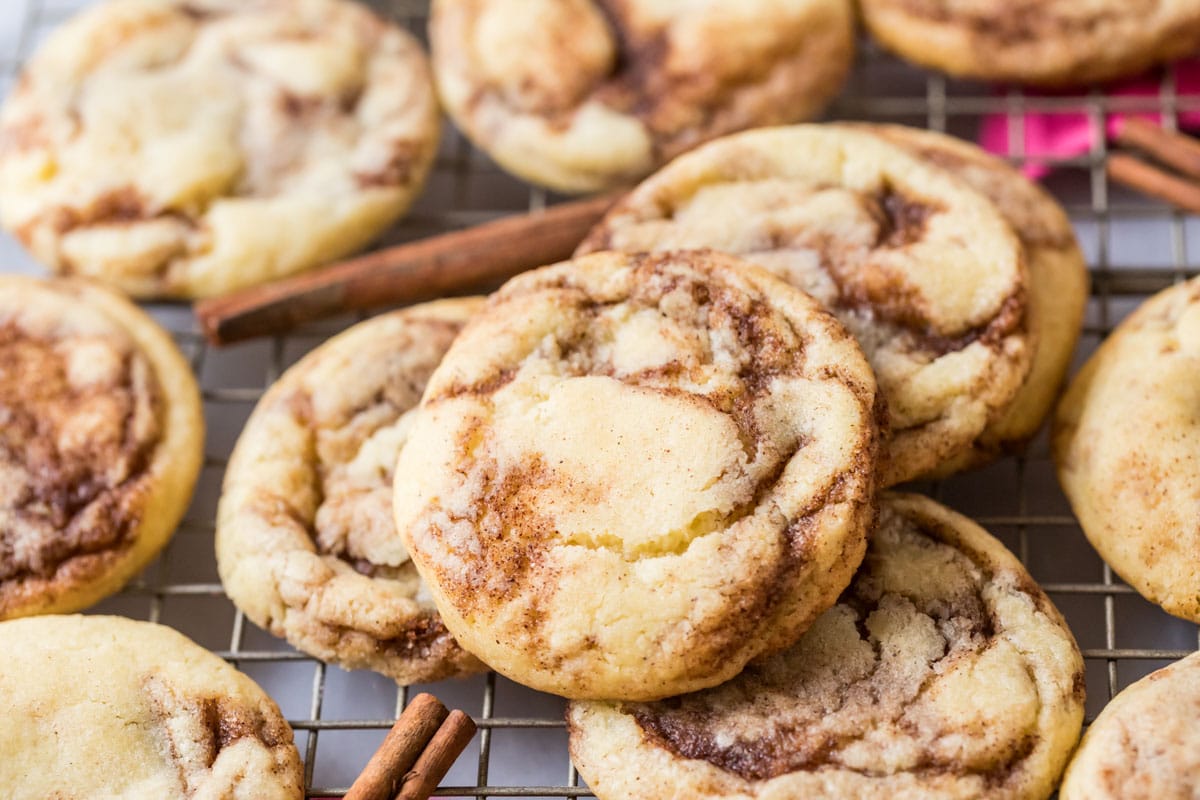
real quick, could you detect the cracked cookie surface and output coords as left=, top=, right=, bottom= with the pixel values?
left=0, top=0, right=439, bottom=298
left=0, top=276, right=202, bottom=620
left=580, top=125, right=1033, bottom=485
left=1055, top=277, right=1200, bottom=622
left=568, top=493, right=1085, bottom=800
left=217, top=299, right=485, bottom=685
left=393, top=250, right=880, bottom=700
left=860, top=0, right=1200, bottom=86
left=0, top=615, right=302, bottom=799
left=430, top=0, right=854, bottom=193
left=1061, top=651, right=1200, bottom=800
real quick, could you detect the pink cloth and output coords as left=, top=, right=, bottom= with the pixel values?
left=979, top=59, right=1200, bottom=177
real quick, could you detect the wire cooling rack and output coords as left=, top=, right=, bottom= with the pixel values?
left=3, top=1, right=1200, bottom=797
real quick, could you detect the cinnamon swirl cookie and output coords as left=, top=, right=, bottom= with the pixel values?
left=864, top=125, right=1087, bottom=474
left=0, top=615, right=302, bottom=799
left=393, top=250, right=880, bottom=701
left=568, top=493, right=1086, bottom=800
left=861, top=0, right=1200, bottom=87
left=1060, top=651, right=1200, bottom=800
left=217, top=299, right=485, bottom=685
left=0, top=276, right=203, bottom=620
left=1055, top=277, right=1200, bottom=622
left=430, top=0, right=855, bottom=193
left=579, top=125, right=1033, bottom=485
left=0, top=0, right=439, bottom=298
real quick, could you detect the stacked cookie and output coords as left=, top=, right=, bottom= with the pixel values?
left=210, top=121, right=1092, bottom=797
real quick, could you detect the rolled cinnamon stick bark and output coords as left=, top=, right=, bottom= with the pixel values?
left=1108, top=152, right=1200, bottom=216
left=344, top=693, right=448, bottom=800
left=194, top=194, right=618, bottom=346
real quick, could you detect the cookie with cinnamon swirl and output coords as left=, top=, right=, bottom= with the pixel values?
left=0, top=0, right=440, bottom=298
left=863, top=125, right=1087, bottom=474
left=568, top=493, right=1085, bottom=800
left=430, top=0, right=855, bottom=193
left=861, top=0, right=1200, bottom=87
left=0, top=276, right=203, bottom=620
left=580, top=125, right=1034, bottom=485
left=0, top=615, right=303, bottom=799
left=217, top=299, right=485, bottom=685
left=392, top=250, right=880, bottom=701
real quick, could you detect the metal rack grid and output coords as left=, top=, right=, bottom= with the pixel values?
left=3, top=1, right=1200, bottom=797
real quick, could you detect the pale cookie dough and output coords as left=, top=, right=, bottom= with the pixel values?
left=0, top=276, right=203, bottom=620
left=569, top=493, right=1086, bottom=800
left=217, top=299, right=485, bottom=685
left=430, top=0, right=855, bottom=193
left=0, top=615, right=302, bottom=799
left=0, top=0, right=440, bottom=298
left=863, top=125, right=1088, bottom=475
left=580, top=125, right=1033, bottom=485
left=1060, top=651, right=1200, bottom=800
left=1055, top=277, right=1200, bottom=622
left=393, top=250, right=881, bottom=701
left=861, top=0, right=1200, bottom=87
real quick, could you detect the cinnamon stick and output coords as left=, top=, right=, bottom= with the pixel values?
left=395, top=709, right=478, bottom=800
left=344, top=693, right=448, bottom=800
left=194, top=193, right=618, bottom=346
left=1107, top=152, right=1200, bottom=216
left=1117, top=117, right=1200, bottom=181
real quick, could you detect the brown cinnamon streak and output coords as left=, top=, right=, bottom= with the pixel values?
left=193, top=193, right=620, bottom=346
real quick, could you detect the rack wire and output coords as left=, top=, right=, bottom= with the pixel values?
left=3, top=1, right=1200, bottom=797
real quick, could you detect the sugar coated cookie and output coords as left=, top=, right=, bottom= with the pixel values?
left=431, top=0, right=854, bottom=193
left=393, top=250, right=880, bottom=700
left=569, top=493, right=1086, bottom=800
left=581, top=125, right=1033, bottom=485
left=0, top=0, right=440, bottom=298
left=0, top=615, right=302, bottom=799
left=0, top=276, right=203, bottom=619
left=218, top=299, right=485, bottom=684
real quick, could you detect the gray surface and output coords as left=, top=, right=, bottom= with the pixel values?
left=2, top=1, right=1198, bottom=797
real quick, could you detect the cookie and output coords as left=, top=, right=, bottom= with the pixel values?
left=393, top=250, right=880, bottom=700
left=1055, top=277, right=1200, bottom=622
left=860, top=0, right=1200, bottom=87
left=0, top=0, right=439, bottom=299
left=1060, top=651, right=1200, bottom=799
left=217, top=299, right=485, bottom=685
left=430, top=0, right=854, bottom=194
left=863, top=125, right=1088, bottom=474
left=0, top=276, right=203, bottom=620
left=568, top=492, right=1086, bottom=800
left=579, top=125, right=1033, bottom=485
left=0, top=614, right=302, bottom=799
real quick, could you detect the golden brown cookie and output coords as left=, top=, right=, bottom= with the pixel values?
left=580, top=124, right=1034, bottom=485
left=1055, top=277, right=1200, bottom=622
left=430, top=0, right=855, bottom=193
left=861, top=0, right=1200, bottom=87
left=0, top=0, right=440, bottom=298
left=217, top=299, right=485, bottom=684
left=568, top=493, right=1086, bottom=800
left=862, top=125, right=1088, bottom=474
left=393, top=250, right=880, bottom=700
left=0, top=276, right=203, bottom=620
left=1060, top=652, right=1200, bottom=800
left=0, top=615, right=303, bottom=799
